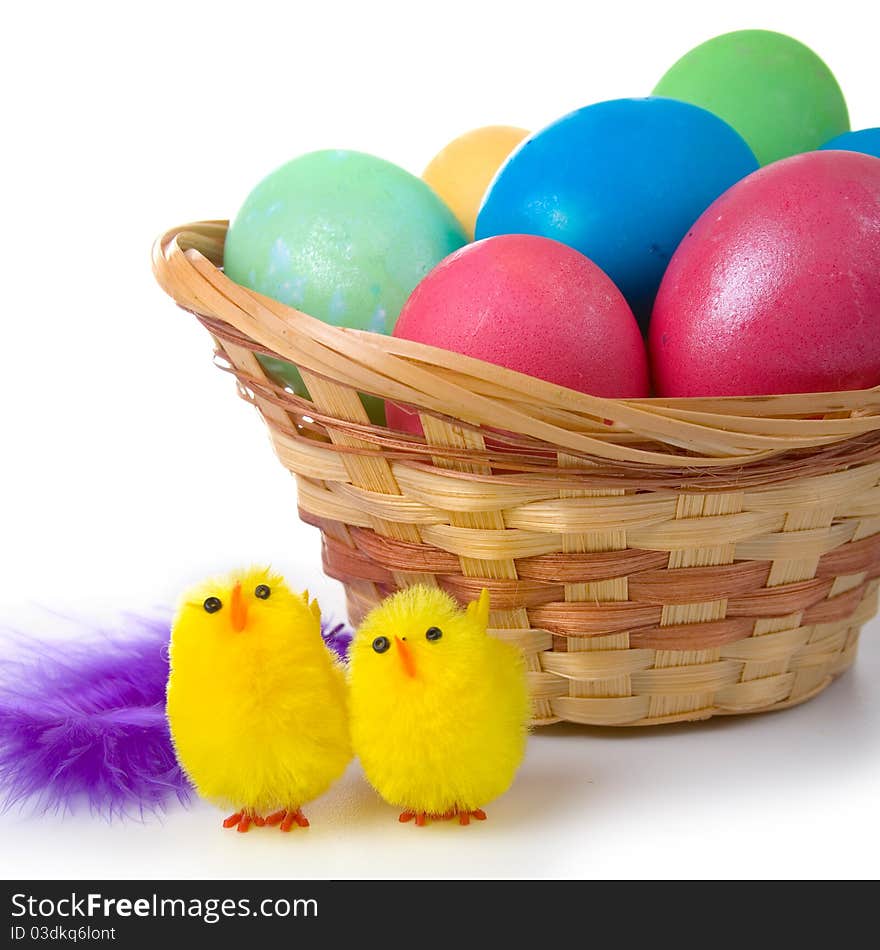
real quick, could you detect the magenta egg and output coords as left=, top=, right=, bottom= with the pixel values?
left=650, top=150, right=880, bottom=397
left=386, top=234, right=649, bottom=434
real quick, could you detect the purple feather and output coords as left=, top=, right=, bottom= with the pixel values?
left=0, top=611, right=352, bottom=817
left=321, top=619, right=353, bottom=662
left=0, top=614, right=189, bottom=817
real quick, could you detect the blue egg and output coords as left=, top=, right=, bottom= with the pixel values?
left=819, top=128, right=880, bottom=159
left=476, top=97, right=759, bottom=327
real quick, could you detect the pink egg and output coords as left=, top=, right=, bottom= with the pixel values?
left=386, top=234, right=649, bottom=434
left=650, top=150, right=880, bottom=397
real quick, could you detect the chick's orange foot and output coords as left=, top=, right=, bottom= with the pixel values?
left=222, top=811, right=266, bottom=832
left=266, top=809, right=310, bottom=832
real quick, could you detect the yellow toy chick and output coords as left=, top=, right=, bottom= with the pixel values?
left=166, top=568, right=351, bottom=832
left=349, top=586, right=530, bottom=826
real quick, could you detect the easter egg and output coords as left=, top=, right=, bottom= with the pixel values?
left=476, top=98, right=758, bottom=328
left=650, top=150, right=880, bottom=398
left=224, top=150, right=467, bottom=421
left=820, top=128, right=880, bottom=159
left=654, top=30, right=849, bottom=166
left=386, top=234, right=649, bottom=435
left=423, top=126, right=529, bottom=239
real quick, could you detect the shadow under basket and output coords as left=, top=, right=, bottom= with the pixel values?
left=153, top=221, right=880, bottom=727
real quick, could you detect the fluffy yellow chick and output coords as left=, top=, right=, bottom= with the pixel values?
left=349, top=586, right=530, bottom=826
left=167, top=568, right=351, bottom=832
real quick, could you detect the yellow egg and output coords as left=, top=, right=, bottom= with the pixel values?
left=423, top=126, right=529, bottom=239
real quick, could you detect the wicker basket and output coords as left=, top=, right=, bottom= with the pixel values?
left=153, top=220, right=880, bottom=727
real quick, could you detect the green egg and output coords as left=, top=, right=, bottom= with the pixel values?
left=224, top=150, right=466, bottom=423
left=653, top=30, right=849, bottom=166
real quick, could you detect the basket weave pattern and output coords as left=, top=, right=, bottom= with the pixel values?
left=154, top=222, right=880, bottom=726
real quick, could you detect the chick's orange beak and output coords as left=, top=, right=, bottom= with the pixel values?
left=230, top=582, right=248, bottom=632
left=395, top=637, right=417, bottom=678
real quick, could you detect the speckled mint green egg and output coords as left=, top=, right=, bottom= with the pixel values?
left=224, top=150, right=466, bottom=421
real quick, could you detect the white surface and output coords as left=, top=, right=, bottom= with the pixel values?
left=2, top=0, right=879, bottom=880
left=2, top=629, right=880, bottom=880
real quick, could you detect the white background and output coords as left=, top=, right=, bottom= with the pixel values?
left=1, top=0, right=878, bottom=880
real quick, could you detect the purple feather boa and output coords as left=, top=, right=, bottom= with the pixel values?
left=0, top=612, right=352, bottom=817
left=320, top=620, right=353, bottom=663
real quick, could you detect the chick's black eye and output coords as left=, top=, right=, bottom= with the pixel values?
left=426, top=627, right=442, bottom=642
left=203, top=596, right=222, bottom=614
left=372, top=636, right=390, bottom=654
left=254, top=584, right=271, bottom=600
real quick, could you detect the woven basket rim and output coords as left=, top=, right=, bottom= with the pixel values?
left=152, top=219, right=880, bottom=470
